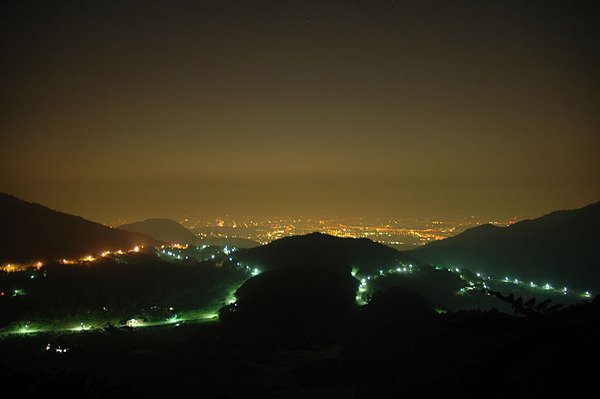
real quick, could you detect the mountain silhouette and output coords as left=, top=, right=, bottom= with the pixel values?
left=220, top=262, right=358, bottom=337
left=234, top=232, right=420, bottom=274
left=118, top=218, right=197, bottom=245
left=410, top=201, right=600, bottom=291
left=0, top=193, right=158, bottom=262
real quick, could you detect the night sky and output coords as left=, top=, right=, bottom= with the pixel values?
left=2, top=1, right=599, bottom=222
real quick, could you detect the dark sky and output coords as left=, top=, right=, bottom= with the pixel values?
left=1, top=1, right=599, bottom=223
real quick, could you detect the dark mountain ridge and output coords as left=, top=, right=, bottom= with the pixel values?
left=234, top=232, right=421, bottom=274
left=118, top=218, right=197, bottom=245
left=0, top=193, right=158, bottom=263
left=410, top=201, right=600, bottom=291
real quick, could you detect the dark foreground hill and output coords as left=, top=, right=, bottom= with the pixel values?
left=410, top=201, right=600, bottom=291
left=0, top=193, right=158, bottom=262
left=220, top=262, right=358, bottom=341
left=230, top=233, right=486, bottom=311
left=118, top=218, right=197, bottom=245
left=234, top=232, right=420, bottom=274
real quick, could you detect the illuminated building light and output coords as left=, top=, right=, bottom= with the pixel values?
left=476, top=273, right=481, bottom=277
left=544, top=284, right=552, bottom=290
left=251, top=268, right=260, bottom=276
left=455, top=268, right=460, bottom=273
left=133, top=246, right=140, bottom=253
left=126, top=319, right=140, bottom=327
left=514, top=279, right=519, bottom=284
left=584, top=291, right=591, bottom=298
left=530, top=282, right=536, bottom=287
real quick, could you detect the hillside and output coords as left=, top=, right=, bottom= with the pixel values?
left=234, top=232, right=421, bottom=274
left=410, top=201, right=600, bottom=291
left=0, top=193, right=158, bottom=263
left=118, top=218, right=197, bottom=245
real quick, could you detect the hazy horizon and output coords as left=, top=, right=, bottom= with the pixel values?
left=2, top=186, right=597, bottom=228
left=2, top=1, right=599, bottom=224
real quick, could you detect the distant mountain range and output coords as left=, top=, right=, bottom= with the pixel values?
left=410, top=201, right=600, bottom=291
left=118, top=218, right=197, bottom=245
left=118, top=218, right=260, bottom=248
left=0, top=193, right=158, bottom=263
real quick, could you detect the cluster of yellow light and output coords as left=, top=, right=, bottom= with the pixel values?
left=2, top=261, right=44, bottom=273
left=3, top=245, right=145, bottom=271
left=63, top=245, right=143, bottom=264
left=2, top=263, right=21, bottom=273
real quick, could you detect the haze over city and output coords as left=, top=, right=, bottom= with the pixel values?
left=2, top=1, right=598, bottom=223
left=1, top=2, right=599, bottom=397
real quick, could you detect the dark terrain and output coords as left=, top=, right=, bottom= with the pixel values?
left=411, top=201, right=600, bottom=291
left=0, top=193, right=158, bottom=263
